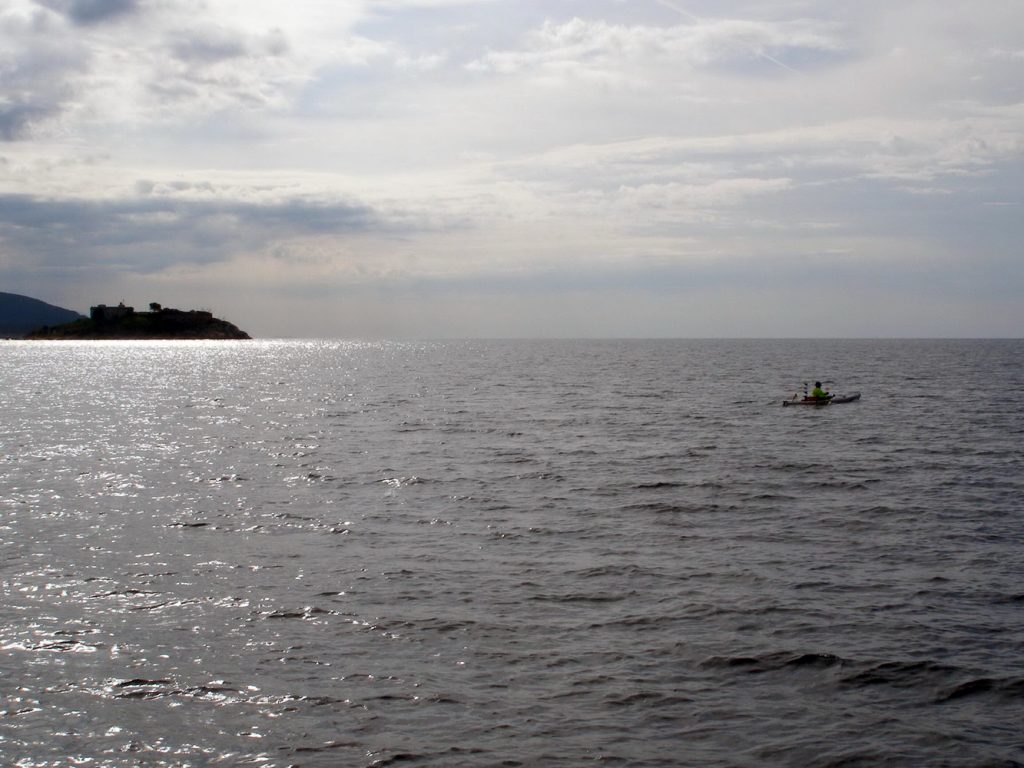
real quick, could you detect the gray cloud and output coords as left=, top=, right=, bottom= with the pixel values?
left=167, top=26, right=289, bottom=64
left=35, top=0, right=139, bottom=26
left=0, top=192, right=377, bottom=273
left=0, top=100, right=59, bottom=141
left=0, top=11, right=87, bottom=141
left=2, top=1, right=1022, bottom=336
left=169, top=29, right=248, bottom=64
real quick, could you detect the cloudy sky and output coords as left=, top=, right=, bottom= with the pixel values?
left=1, top=0, right=1022, bottom=337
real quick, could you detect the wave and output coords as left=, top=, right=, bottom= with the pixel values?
left=701, top=651, right=848, bottom=673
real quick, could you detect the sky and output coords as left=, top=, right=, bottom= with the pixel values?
left=1, top=0, right=1022, bottom=338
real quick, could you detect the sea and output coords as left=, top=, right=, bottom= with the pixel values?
left=1, top=338, right=1022, bottom=768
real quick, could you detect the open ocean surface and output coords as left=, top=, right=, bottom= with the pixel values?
left=1, top=338, right=1022, bottom=767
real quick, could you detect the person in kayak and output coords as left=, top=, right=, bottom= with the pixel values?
left=810, top=381, right=832, bottom=401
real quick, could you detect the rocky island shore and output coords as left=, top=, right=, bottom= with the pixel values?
left=26, top=302, right=251, bottom=340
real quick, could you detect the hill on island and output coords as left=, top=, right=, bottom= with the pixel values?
left=1, top=292, right=85, bottom=337
left=25, top=302, right=251, bottom=340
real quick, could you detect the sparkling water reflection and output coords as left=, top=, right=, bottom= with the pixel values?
left=2, top=339, right=1022, bottom=767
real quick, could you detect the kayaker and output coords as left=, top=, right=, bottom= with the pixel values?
left=811, top=381, right=832, bottom=401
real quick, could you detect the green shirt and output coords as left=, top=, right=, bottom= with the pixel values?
left=811, top=386, right=828, bottom=399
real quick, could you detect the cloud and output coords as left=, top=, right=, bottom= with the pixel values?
left=467, top=15, right=844, bottom=82
left=0, top=7, right=88, bottom=140
left=168, top=26, right=252, bottom=64
left=614, top=177, right=793, bottom=222
left=35, top=0, right=138, bottom=26
left=1, top=1, right=1023, bottom=336
left=0, top=190, right=377, bottom=277
left=516, top=104, right=1024, bottom=192
left=0, top=100, right=58, bottom=141
left=0, top=0, right=373, bottom=138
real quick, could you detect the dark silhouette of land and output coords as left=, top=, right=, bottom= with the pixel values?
left=25, top=301, right=251, bottom=340
left=1, top=292, right=84, bottom=337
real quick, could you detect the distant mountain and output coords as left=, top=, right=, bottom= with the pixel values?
left=0, top=292, right=85, bottom=337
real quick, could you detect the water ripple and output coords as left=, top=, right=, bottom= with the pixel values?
left=1, top=339, right=1022, bottom=767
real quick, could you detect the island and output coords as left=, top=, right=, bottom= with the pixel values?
left=26, top=302, right=251, bottom=340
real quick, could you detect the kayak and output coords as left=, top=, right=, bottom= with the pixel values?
left=783, top=392, right=861, bottom=407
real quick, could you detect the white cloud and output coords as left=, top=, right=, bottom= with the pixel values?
left=615, top=177, right=793, bottom=217
left=1, top=0, right=1023, bottom=336
left=467, top=15, right=843, bottom=81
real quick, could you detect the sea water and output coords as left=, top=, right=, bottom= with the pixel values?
left=1, top=339, right=1022, bottom=767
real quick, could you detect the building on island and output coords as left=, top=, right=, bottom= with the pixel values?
left=88, top=302, right=217, bottom=326
left=90, top=303, right=134, bottom=322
